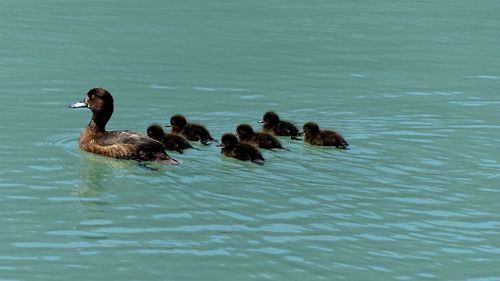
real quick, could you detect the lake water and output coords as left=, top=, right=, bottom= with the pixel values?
left=1, top=0, right=500, bottom=280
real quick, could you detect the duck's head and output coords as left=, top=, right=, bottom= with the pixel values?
left=236, top=124, right=254, bottom=140
left=70, top=88, right=115, bottom=130
left=302, top=122, right=320, bottom=136
left=147, top=124, right=165, bottom=141
left=70, top=88, right=114, bottom=114
left=219, top=133, right=238, bottom=148
left=260, top=111, right=280, bottom=125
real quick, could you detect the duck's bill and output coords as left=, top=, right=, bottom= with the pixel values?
left=69, top=100, right=87, bottom=109
left=164, top=125, right=172, bottom=128
left=258, top=120, right=263, bottom=123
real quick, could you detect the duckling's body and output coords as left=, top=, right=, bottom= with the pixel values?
left=147, top=124, right=193, bottom=154
left=70, top=88, right=177, bottom=164
left=302, top=122, right=349, bottom=149
left=260, top=111, right=301, bottom=140
left=220, top=133, right=264, bottom=164
left=168, top=114, right=215, bottom=145
left=236, top=124, right=283, bottom=150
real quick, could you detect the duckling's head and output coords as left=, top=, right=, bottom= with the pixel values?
left=169, top=114, right=187, bottom=131
left=261, top=111, right=280, bottom=125
left=220, top=133, right=239, bottom=148
left=147, top=124, right=165, bottom=141
left=236, top=124, right=255, bottom=140
left=302, top=122, right=320, bottom=136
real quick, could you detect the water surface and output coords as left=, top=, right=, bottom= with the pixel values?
left=1, top=0, right=500, bottom=280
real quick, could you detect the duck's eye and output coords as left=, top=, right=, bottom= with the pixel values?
left=90, top=94, right=96, bottom=100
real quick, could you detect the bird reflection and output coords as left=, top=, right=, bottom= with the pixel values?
left=74, top=153, right=126, bottom=197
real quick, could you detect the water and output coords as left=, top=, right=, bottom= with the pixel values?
left=1, top=0, right=500, bottom=280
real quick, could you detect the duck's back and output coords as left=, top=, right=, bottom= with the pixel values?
left=264, top=121, right=299, bottom=137
left=184, top=123, right=213, bottom=143
left=253, top=132, right=282, bottom=149
left=319, top=130, right=349, bottom=149
left=234, top=143, right=264, bottom=162
left=162, top=133, right=192, bottom=153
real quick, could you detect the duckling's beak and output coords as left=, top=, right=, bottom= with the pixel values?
left=69, top=100, right=88, bottom=109
left=164, top=125, right=172, bottom=128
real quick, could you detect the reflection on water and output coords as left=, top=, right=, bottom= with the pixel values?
left=74, top=154, right=115, bottom=197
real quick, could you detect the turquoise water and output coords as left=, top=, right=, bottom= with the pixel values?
left=1, top=0, right=500, bottom=280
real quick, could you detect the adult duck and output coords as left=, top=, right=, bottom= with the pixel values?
left=70, top=88, right=177, bottom=164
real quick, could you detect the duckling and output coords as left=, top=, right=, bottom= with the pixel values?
left=302, top=122, right=349, bottom=149
left=219, top=133, right=264, bottom=164
left=236, top=124, right=283, bottom=150
left=167, top=114, right=215, bottom=145
left=259, top=111, right=301, bottom=140
left=69, top=88, right=177, bottom=164
left=147, top=124, right=195, bottom=154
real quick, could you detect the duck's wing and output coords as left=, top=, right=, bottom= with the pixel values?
left=98, top=130, right=165, bottom=151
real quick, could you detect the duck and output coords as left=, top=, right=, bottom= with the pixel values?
left=166, top=114, right=215, bottom=145
left=302, top=122, right=349, bottom=149
left=69, top=88, right=177, bottom=164
left=259, top=111, right=301, bottom=140
left=147, top=124, right=195, bottom=154
left=219, top=133, right=265, bottom=164
left=236, top=124, right=283, bottom=150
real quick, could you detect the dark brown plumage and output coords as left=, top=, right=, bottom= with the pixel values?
left=260, top=111, right=301, bottom=140
left=69, top=88, right=177, bottom=164
left=167, top=114, right=215, bottom=145
left=302, top=122, right=349, bottom=149
left=219, top=133, right=264, bottom=164
left=236, top=124, right=283, bottom=150
left=147, top=124, right=194, bottom=154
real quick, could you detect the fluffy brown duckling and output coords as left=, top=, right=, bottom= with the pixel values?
left=302, top=122, right=349, bottom=149
left=147, top=124, right=195, bottom=154
left=236, top=124, right=283, bottom=150
left=69, top=88, right=177, bottom=164
left=219, top=133, right=265, bottom=165
left=259, top=111, right=301, bottom=140
left=166, top=114, right=215, bottom=145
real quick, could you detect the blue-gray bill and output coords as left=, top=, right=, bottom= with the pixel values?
left=69, top=100, right=87, bottom=109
